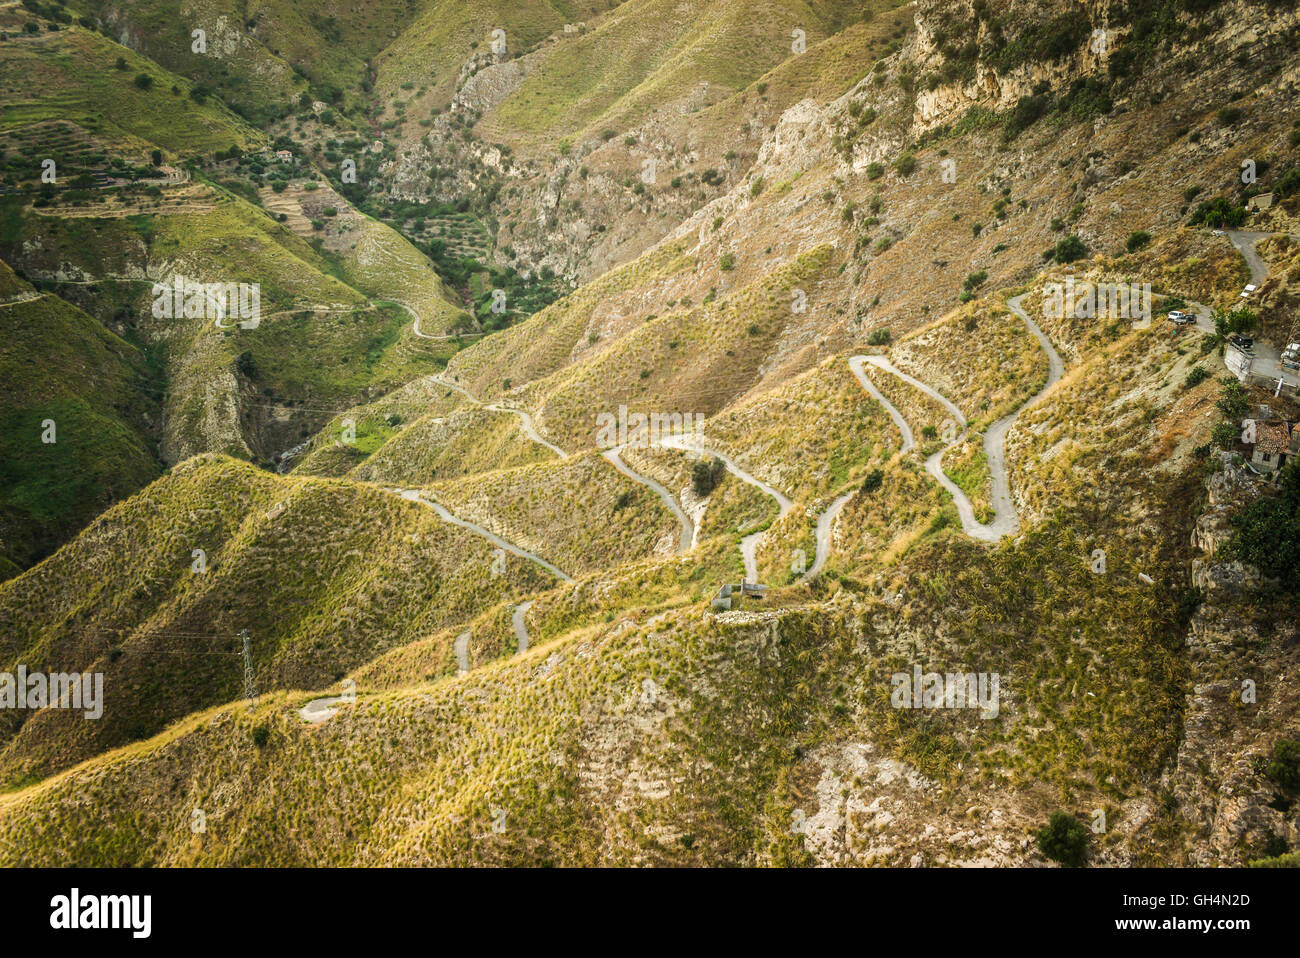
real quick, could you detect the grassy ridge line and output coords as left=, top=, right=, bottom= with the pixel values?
left=518, top=245, right=837, bottom=451
left=289, top=376, right=471, bottom=477
left=443, top=237, right=694, bottom=402
left=0, top=598, right=854, bottom=866
left=427, top=450, right=682, bottom=575
left=480, top=0, right=890, bottom=147
left=350, top=406, right=556, bottom=485
left=0, top=455, right=555, bottom=786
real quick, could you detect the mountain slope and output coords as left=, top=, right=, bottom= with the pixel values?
left=0, top=259, right=161, bottom=576
left=0, top=454, right=556, bottom=786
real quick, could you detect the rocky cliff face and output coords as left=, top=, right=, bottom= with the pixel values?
left=1163, top=464, right=1299, bottom=864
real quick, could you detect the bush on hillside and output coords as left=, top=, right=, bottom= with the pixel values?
left=1125, top=230, right=1152, bottom=253
left=1222, top=460, right=1300, bottom=590
left=691, top=457, right=727, bottom=497
left=1051, top=235, right=1088, bottom=263
left=1260, top=739, right=1300, bottom=792
left=1189, top=196, right=1247, bottom=228
left=1036, top=812, right=1089, bottom=866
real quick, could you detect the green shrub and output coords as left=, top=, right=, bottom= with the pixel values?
left=1210, top=421, right=1237, bottom=449
left=719, top=253, right=735, bottom=271
left=1051, top=235, right=1088, bottom=263
left=1003, top=92, right=1052, bottom=140
left=1189, top=196, right=1247, bottom=228
left=1222, top=461, right=1300, bottom=589
left=1262, top=739, right=1300, bottom=792
left=1215, top=377, right=1250, bottom=420
left=1212, top=306, right=1257, bottom=337
left=691, top=457, right=727, bottom=497
left=1036, top=812, right=1088, bottom=866
left=860, top=469, right=884, bottom=493
left=1125, top=230, right=1152, bottom=253
left=866, top=328, right=891, bottom=346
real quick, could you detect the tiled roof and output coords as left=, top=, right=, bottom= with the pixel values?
left=1256, top=421, right=1290, bottom=455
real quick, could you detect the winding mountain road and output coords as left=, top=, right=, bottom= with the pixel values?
left=429, top=374, right=568, bottom=458
left=389, top=488, right=565, bottom=659
left=857, top=355, right=968, bottom=428
left=659, top=434, right=794, bottom=582
left=807, top=490, right=854, bottom=579
left=602, top=445, right=693, bottom=553
left=850, top=293, right=1064, bottom=544
left=1225, top=229, right=1272, bottom=286
left=805, top=358, right=918, bottom=579
left=394, top=299, right=484, bottom=340
left=390, top=487, right=573, bottom=582
left=512, top=601, right=533, bottom=653
left=412, top=288, right=1062, bottom=593
left=847, top=355, right=916, bottom=454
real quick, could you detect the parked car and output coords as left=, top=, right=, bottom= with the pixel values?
left=1229, top=334, right=1254, bottom=351
left=1211, top=229, right=1226, bottom=236
left=1283, top=344, right=1300, bottom=370
left=1168, top=310, right=1195, bottom=324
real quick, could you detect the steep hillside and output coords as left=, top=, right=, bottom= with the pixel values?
left=2, top=0, right=1300, bottom=871
left=0, top=455, right=556, bottom=786
left=0, top=260, right=161, bottom=576
left=0, top=23, right=256, bottom=160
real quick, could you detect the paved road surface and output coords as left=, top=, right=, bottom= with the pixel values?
left=429, top=374, right=567, bottom=458
left=602, top=445, right=693, bottom=553
left=391, top=488, right=573, bottom=582
left=298, top=695, right=347, bottom=723
left=857, top=294, right=1064, bottom=543
left=513, top=601, right=533, bottom=653
left=455, top=631, right=471, bottom=675
left=660, top=434, right=794, bottom=582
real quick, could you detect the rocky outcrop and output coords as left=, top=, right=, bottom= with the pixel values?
left=1162, top=465, right=1299, bottom=865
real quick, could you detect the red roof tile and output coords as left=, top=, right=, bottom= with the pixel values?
left=1256, top=421, right=1289, bottom=455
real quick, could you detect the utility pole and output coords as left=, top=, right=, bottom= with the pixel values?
left=240, top=629, right=255, bottom=709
